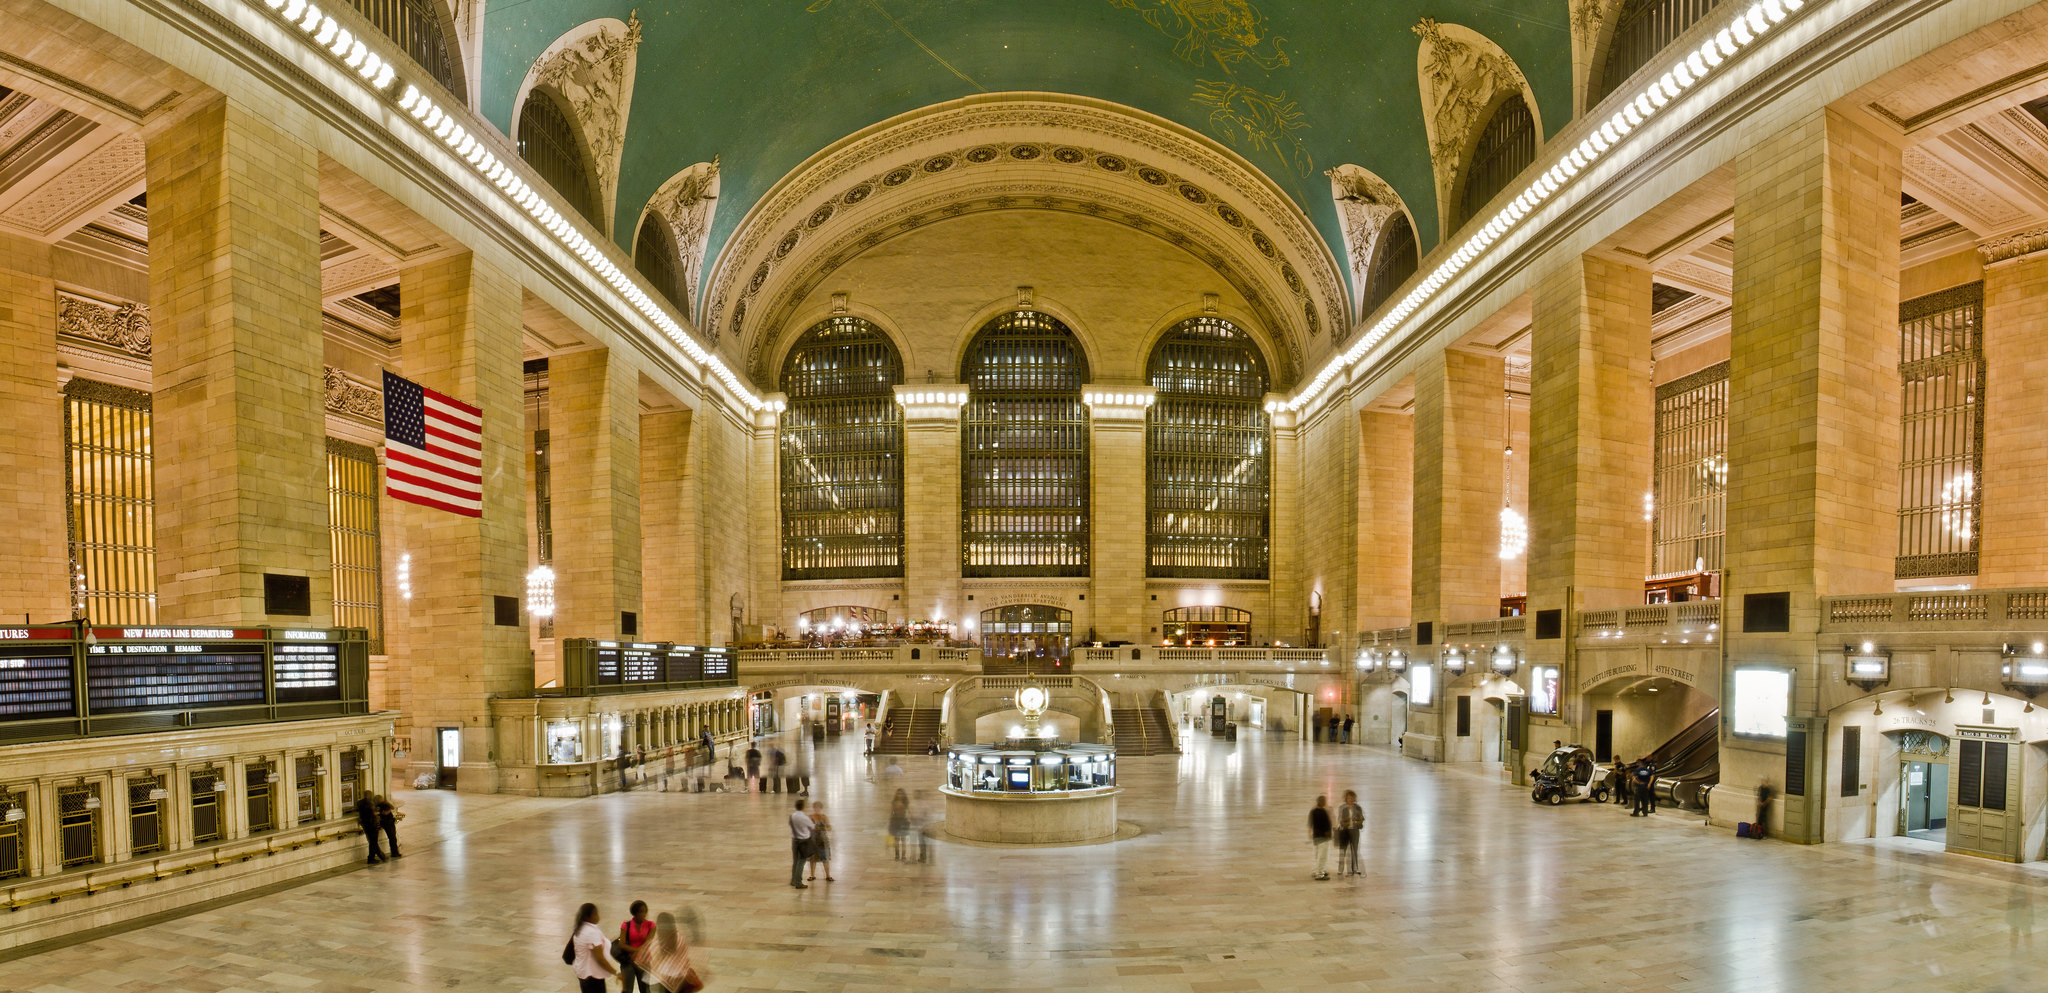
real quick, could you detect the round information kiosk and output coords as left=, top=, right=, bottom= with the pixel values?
left=939, top=683, right=1121, bottom=844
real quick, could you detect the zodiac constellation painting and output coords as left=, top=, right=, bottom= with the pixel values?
left=1109, top=0, right=1312, bottom=176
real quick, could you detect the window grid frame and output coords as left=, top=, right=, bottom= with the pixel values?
left=327, top=438, right=384, bottom=653
left=343, top=0, right=458, bottom=96
left=1457, top=94, right=1537, bottom=232
left=779, top=317, right=906, bottom=581
left=63, top=379, right=156, bottom=626
left=516, top=89, right=601, bottom=230
left=1896, top=283, right=1984, bottom=579
left=1593, top=0, right=1728, bottom=107
left=1146, top=317, right=1271, bottom=580
left=1651, top=361, right=1728, bottom=578
left=960, top=311, right=1091, bottom=578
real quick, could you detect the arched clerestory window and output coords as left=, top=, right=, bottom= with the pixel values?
left=960, top=311, right=1090, bottom=577
left=1362, top=212, right=1418, bottom=320
left=1592, top=0, right=1727, bottom=107
left=1146, top=317, right=1270, bottom=579
left=634, top=215, right=686, bottom=314
left=1456, top=94, right=1537, bottom=232
left=517, top=88, right=602, bottom=230
left=779, top=317, right=905, bottom=580
left=345, top=0, right=459, bottom=97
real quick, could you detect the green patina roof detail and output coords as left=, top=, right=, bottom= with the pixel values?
left=480, top=1, right=1573, bottom=310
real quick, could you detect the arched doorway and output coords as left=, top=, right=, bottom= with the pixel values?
left=979, top=605, right=1073, bottom=667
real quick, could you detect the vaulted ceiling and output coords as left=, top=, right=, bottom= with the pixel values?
left=479, top=0, right=1577, bottom=305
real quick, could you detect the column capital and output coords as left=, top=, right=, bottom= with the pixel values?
left=1083, top=385, right=1155, bottom=422
left=895, top=384, right=968, bottom=424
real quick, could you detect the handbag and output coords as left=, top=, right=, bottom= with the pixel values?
left=612, top=938, right=634, bottom=964
left=561, top=938, right=575, bottom=966
left=677, top=967, right=705, bottom=993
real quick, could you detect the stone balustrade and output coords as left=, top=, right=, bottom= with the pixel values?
left=1820, top=588, right=2048, bottom=632
left=1577, top=601, right=1722, bottom=645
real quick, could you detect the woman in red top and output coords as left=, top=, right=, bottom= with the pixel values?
left=618, top=900, right=655, bottom=993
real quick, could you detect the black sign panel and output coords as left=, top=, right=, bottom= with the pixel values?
left=272, top=643, right=342, bottom=703
left=700, top=650, right=732, bottom=680
left=0, top=648, right=75, bottom=720
left=86, top=645, right=266, bottom=714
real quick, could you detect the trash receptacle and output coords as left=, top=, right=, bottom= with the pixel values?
left=1225, top=722, right=1238, bottom=741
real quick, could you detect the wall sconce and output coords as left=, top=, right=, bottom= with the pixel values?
left=1442, top=646, right=1468, bottom=675
left=83, top=795, right=102, bottom=810
left=1490, top=644, right=1519, bottom=676
left=2001, top=643, right=2048, bottom=696
left=1356, top=650, right=1378, bottom=672
left=1386, top=651, right=1408, bottom=673
left=1844, top=642, right=1890, bottom=690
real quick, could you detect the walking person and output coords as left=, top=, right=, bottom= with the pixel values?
left=354, top=792, right=384, bottom=865
left=1308, top=795, right=1332, bottom=880
left=634, top=911, right=701, bottom=993
left=1612, top=760, right=1632, bottom=808
left=1342, top=715, right=1355, bottom=743
left=1336, top=790, right=1364, bottom=876
left=806, top=802, right=836, bottom=882
left=617, top=900, right=654, bottom=993
left=374, top=794, right=402, bottom=858
left=888, top=788, right=912, bottom=861
left=745, top=742, right=762, bottom=789
left=1753, top=777, right=1775, bottom=838
left=564, top=903, right=619, bottom=993
left=788, top=798, right=815, bottom=889
left=1312, top=714, right=1323, bottom=743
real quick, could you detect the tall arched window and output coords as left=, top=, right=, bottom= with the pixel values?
left=346, top=0, right=458, bottom=96
left=1593, top=0, right=1726, bottom=106
left=1362, top=213, right=1418, bottom=320
left=780, top=317, right=904, bottom=580
left=1456, top=94, right=1536, bottom=232
left=517, top=89, right=601, bottom=230
left=1146, top=317, right=1269, bottom=578
left=961, top=311, right=1090, bottom=577
left=634, top=215, right=685, bottom=314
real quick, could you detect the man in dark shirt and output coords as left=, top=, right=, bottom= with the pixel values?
left=1308, top=795, right=1333, bottom=880
left=1632, top=759, right=1657, bottom=816
left=353, top=794, right=383, bottom=864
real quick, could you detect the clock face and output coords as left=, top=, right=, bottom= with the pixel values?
left=1018, top=686, right=1047, bottom=713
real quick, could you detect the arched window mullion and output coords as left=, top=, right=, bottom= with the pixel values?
left=634, top=216, right=685, bottom=314
left=1593, top=0, right=1727, bottom=107
left=960, top=311, right=1090, bottom=578
left=1146, top=317, right=1270, bottom=580
left=779, top=317, right=904, bottom=580
left=517, top=89, right=601, bottom=231
left=1456, top=95, right=1536, bottom=233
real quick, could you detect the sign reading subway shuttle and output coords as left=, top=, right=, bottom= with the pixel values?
left=0, top=625, right=368, bottom=738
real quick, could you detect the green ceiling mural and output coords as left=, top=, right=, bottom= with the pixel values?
left=480, top=0, right=1573, bottom=308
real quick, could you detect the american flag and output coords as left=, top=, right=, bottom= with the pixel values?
left=383, top=370, right=484, bottom=517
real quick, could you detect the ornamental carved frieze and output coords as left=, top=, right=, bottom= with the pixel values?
left=526, top=13, right=642, bottom=233
left=57, top=291, right=150, bottom=358
left=1325, top=164, right=1405, bottom=316
left=1413, top=18, right=1530, bottom=220
left=645, top=158, right=720, bottom=315
left=324, top=366, right=384, bottom=423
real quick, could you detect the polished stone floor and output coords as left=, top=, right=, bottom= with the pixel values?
left=3, top=729, right=2043, bottom=992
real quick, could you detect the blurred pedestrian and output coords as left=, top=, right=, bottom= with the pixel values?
left=1342, top=715, right=1355, bottom=743
left=1308, top=795, right=1331, bottom=880
left=635, top=911, right=701, bottom=993
left=745, top=742, right=762, bottom=789
left=564, top=902, right=618, bottom=993
left=617, top=900, right=654, bottom=993
left=788, top=798, right=815, bottom=889
left=806, top=802, right=835, bottom=882
left=354, top=793, right=384, bottom=865
left=888, top=789, right=911, bottom=861
left=1336, top=790, right=1363, bottom=876
left=768, top=745, right=787, bottom=794
left=913, top=789, right=935, bottom=863
left=1754, top=777, right=1775, bottom=838
left=373, top=794, right=402, bottom=858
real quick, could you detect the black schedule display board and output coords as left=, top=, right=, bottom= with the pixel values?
left=86, top=644, right=266, bottom=714
left=0, top=647, right=76, bottom=720
left=273, top=642, right=342, bottom=703
left=700, top=650, right=733, bottom=680
left=581, top=641, right=734, bottom=688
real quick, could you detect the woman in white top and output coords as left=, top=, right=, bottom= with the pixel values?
left=566, top=902, right=617, bottom=993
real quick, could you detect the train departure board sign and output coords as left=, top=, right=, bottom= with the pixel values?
left=700, top=649, right=733, bottom=680
left=86, top=628, right=266, bottom=715
left=0, top=629, right=82, bottom=721
left=273, top=631, right=343, bottom=703
left=585, top=641, right=735, bottom=688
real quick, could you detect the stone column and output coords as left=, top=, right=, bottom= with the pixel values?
left=896, top=387, right=965, bottom=630
left=640, top=407, right=699, bottom=640
left=392, top=252, right=530, bottom=792
left=1724, top=108, right=1902, bottom=842
left=144, top=94, right=329, bottom=625
left=0, top=233, right=66, bottom=620
left=748, top=402, right=782, bottom=636
left=1411, top=349, right=1506, bottom=630
left=1281, top=400, right=1330, bottom=650
left=1525, top=254, right=1655, bottom=744
left=1979, top=247, right=2048, bottom=586
left=549, top=347, right=641, bottom=641
left=1086, top=389, right=1151, bottom=643
left=1357, top=410, right=1413, bottom=629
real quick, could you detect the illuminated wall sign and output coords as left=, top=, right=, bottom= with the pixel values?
left=1411, top=663, right=1435, bottom=707
left=1530, top=665, right=1560, bottom=716
left=1731, top=667, right=1790, bottom=737
left=86, top=644, right=266, bottom=714
left=274, top=642, right=342, bottom=702
left=0, top=648, right=76, bottom=720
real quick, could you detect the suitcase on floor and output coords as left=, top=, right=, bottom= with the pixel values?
left=1736, top=822, right=1757, bottom=838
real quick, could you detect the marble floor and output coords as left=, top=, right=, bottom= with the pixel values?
left=2, top=729, right=2042, bottom=992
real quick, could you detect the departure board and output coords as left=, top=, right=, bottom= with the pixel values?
left=588, top=642, right=734, bottom=686
left=0, top=648, right=76, bottom=720
left=273, top=642, right=342, bottom=703
left=85, top=645, right=266, bottom=714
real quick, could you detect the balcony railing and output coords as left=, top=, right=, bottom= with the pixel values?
left=1578, top=601, right=1722, bottom=643
left=738, top=646, right=981, bottom=671
left=1820, top=588, right=2048, bottom=632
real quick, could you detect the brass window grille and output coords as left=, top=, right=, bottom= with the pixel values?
left=339, top=749, right=366, bottom=809
left=128, top=775, right=164, bottom=856
left=780, top=317, right=906, bottom=580
left=1456, top=95, right=1537, bottom=233
left=1651, top=361, right=1728, bottom=578
left=979, top=605, right=1074, bottom=663
left=1161, top=606, right=1254, bottom=646
left=343, top=0, right=458, bottom=96
left=961, top=312, right=1091, bottom=577
left=634, top=216, right=686, bottom=314
left=328, top=438, right=384, bottom=652
left=190, top=769, right=224, bottom=843
left=63, top=379, right=156, bottom=625
left=57, top=783, right=100, bottom=869
left=1363, top=213, right=1418, bottom=320
left=1592, top=0, right=1726, bottom=107
left=516, top=90, right=601, bottom=230
left=1897, top=284, right=1984, bottom=579
left=0, top=791, right=25, bottom=879
left=245, top=763, right=277, bottom=835
left=1147, top=318, right=1270, bottom=579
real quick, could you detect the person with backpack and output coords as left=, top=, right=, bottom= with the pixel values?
left=1308, top=795, right=1332, bottom=880
left=564, top=902, right=618, bottom=993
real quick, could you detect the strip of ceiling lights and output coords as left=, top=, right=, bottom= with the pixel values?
left=245, top=0, right=778, bottom=412
left=1287, top=0, right=1816, bottom=415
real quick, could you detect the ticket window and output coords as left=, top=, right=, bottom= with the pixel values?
left=57, top=783, right=101, bottom=869
left=545, top=722, right=583, bottom=764
left=128, top=776, right=165, bottom=856
left=294, top=757, right=324, bottom=825
left=246, top=763, right=278, bottom=834
left=338, top=749, right=366, bottom=809
left=977, top=760, right=1003, bottom=791
left=1005, top=759, right=1032, bottom=792
left=0, top=791, right=25, bottom=879
left=190, top=769, right=225, bottom=844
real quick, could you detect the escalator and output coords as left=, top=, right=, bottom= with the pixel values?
left=1645, top=708, right=1720, bottom=810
